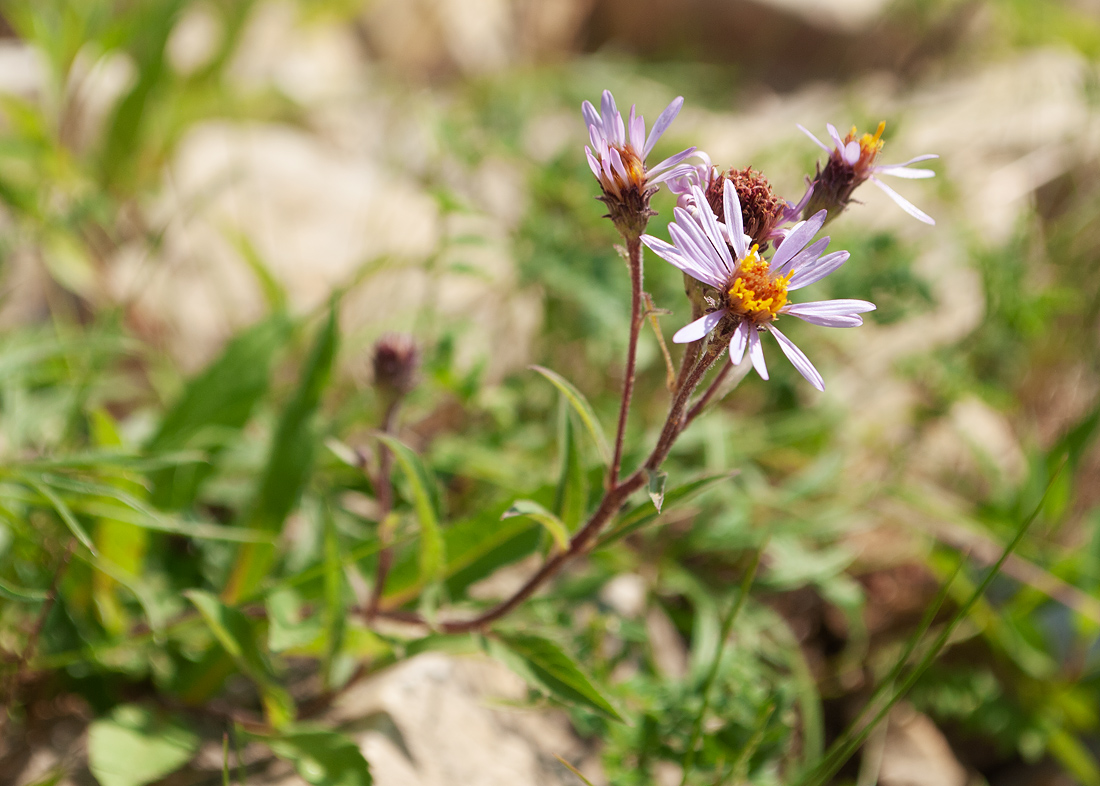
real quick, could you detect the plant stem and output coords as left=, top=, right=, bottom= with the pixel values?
left=609, top=238, right=644, bottom=490
left=379, top=336, right=730, bottom=633
left=684, top=362, right=733, bottom=427
left=680, top=544, right=765, bottom=785
left=366, top=398, right=401, bottom=619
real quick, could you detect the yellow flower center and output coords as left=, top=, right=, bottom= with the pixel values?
left=727, top=245, right=791, bottom=323
left=846, top=121, right=885, bottom=168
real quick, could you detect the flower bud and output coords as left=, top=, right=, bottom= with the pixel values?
left=371, top=333, right=419, bottom=398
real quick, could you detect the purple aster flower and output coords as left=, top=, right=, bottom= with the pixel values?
left=641, top=181, right=875, bottom=391
left=582, top=89, right=698, bottom=238
left=798, top=121, right=938, bottom=225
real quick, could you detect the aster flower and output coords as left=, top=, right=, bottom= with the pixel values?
left=798, top=121, right=938, bottom=225
left=583, top=89, right=698, bottom=239
left=641, top=181, right=875, bottom=391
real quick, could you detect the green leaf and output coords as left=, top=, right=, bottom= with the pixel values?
left=552, top=405, right=587, bottom=531
left=225, top=305, right=339, bottom=602
left=375, top=434, right=445, bottom=589
left=267, top=587, right=323, bottom=653
left=322, top=505, right=347, bottom=688
left=227, top=229, right=289, bottom=312
left=184, top=590, right=295, bottom=727
left=28, top=477, right=96, bottom=555
left=646, top=470, right=667, bottom=513
left=264, top=726, right=373, bottom=786
left=597, top=472, right=733, bottom=548
left=488, top=632, right=624, bottom=722
left=147, top=314, right=291, bottom=510
left=502, top=499, right=570, bottom=552
left=87, top=704, right=199, bottom=786
left=529, top=365, right=610, bottom=464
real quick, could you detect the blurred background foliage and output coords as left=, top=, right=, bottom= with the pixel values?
left=0, top=0, right=1099, bottom=784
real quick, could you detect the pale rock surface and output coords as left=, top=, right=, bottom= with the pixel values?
left=878, top=704, right=968, bottom=786
left=327, top=653, right=586, bottom=786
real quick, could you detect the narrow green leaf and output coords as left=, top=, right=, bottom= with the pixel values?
left=554, top=755, right=598, bottom=786
left=28, top=478, right=96, bottom=555
left=529, top=365, right=610, bottom=464
left=147, top=314, right=291, bottom=510
left=322, top=505, right=347, bottom=688
left=227, top=229, right=289, bottom=312
left=225, top=306, right=339, bottom=602
left=646, top=470, right=668, bottom=513
left=262, top=726, right=373, bottom=786
left=376, top=434, right=445, bottom=588
left=553, top=405, right=587, bottom=531
left=489, top=632, right=624, bottom=722
left=87, top=704, right=199, bottom=786
left=0, top=578, right=49, bottom=602
left=184, top=590, right=295, bottom=728
left=502, top=499, right=570, bottom=552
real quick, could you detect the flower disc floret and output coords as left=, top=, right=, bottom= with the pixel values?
left=727, top=246, right=791, bottom=323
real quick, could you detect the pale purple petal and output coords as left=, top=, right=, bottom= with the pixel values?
left=647, top=147, right=697, bottom=179
left=644, top=96, right=684, bottom=158
left=797, top=124, right=831, bottom=154
left=584, top=147, right=601, bottom=178
left=641, top=234, right=725, bottom=289
left=689, top=191, right=735, bottom=275
left=883, top=153, right=939, bottom=168
left=777, top=237, right=829, bottom=278
left=788, top=250, right=850, bottom=291
left=600, top=90, right=620, bottom=145
left=582, top=101, right=601, bottom=135
left=747, top=328, right=769, bottom=380
left=827, top=123, right=845, bottom=149
left=784, top=299, right=876, bottom=316
left=870, top=176, right=935, bottom=225
left=609, top=147, right=628, bottom=181
left=673, top=309, right=726, bottom=344
left=787, top=312, right=863, bottom=328
left=843, top=140, right=860, bottom=165
left=628, top=106, right=645, bottom=153
left=650, top=162, right=700, bottom=187
left=874, top=165, right=936, bottom=179
left=766, top=323, right=824, bottom=391
left=589, top=125, right=604, bottom=152
left=771, top=210, right=826, bottom=272
left=669, top=220, right=728, bottom=282
left=729, top=322, right=750, bottom=365
left=722, top=180, right=747, bottom=259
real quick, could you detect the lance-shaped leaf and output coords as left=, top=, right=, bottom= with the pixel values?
left=553, top=405, right=587, bottom=531
left=376, top=434, right=445, bottom=588
left=184, top=590, right=295, bottom=728
left=488, top=632, right=624, bottom=722
left=646, top=470, right=668, bottom=513
left=597, top=472, right=735, bottom=548
left=224, top=305, right=339, bottom=602
left=501, top=499, right=571, bottom=552
left=529, top=365, right=610, bottom=464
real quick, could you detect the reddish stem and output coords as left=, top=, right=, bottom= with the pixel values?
left=609, top=238, right=644, bottom=489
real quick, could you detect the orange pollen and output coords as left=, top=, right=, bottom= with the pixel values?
left=727, top=245, right=791, bottom=323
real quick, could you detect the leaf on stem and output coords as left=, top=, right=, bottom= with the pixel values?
left=375, top=434, right=446, bottom=590
left=646, top=470, right=668, bottom=513
left=487, top=632, right=624, bottom=722
left=501, top=499, right=571, bottom=552
left=529, top=365, right=611, bottom=464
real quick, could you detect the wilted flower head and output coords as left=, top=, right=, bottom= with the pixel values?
left=372, top=333, right=419, bottom=398
left=670, top=160, right=812, bottom=250
left=583, top=89, right=698, bottom=239
left=641, top=181, right=875, bottom=391
left=799, top=121, right=938, bottom=225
